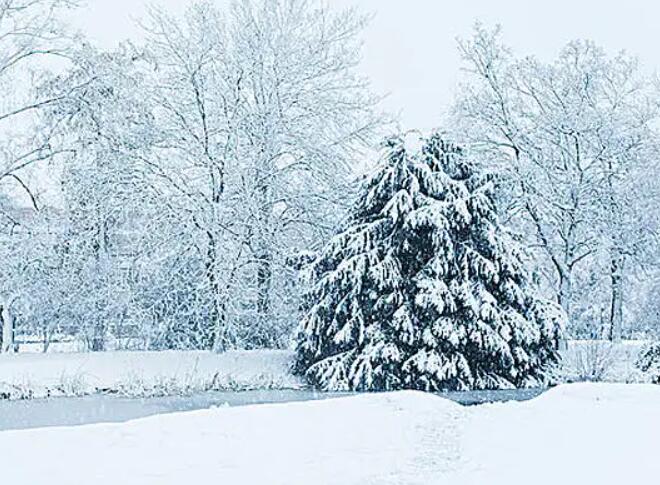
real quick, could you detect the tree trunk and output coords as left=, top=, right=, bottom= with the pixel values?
left=206, top=232, right=232, bottom=353
left=254, top=179, right=274, bottom=338
left=256, top=250, right=273, bottom=324
left=43, top=331, right=50, bottom=353
left=90, top=324, right=106, bottom=352
left=211, top=297, right=229, bottom=353
left=557, top=268, right=573, bottom=322
left=604, top=156, right=625, bottom=342
left=607, top=252, right=624, bottom=341
left=1, top=303, right=15, bottom=354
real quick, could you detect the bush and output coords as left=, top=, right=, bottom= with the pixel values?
left=636, top=343, right=660, bottom=384
left=565, top=341, right=616, bottom=382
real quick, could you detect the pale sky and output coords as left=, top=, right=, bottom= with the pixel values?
left=73, top=0, right=658, bottom=130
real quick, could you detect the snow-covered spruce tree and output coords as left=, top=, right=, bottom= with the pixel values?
left=295, top=134, right=564, bottom=391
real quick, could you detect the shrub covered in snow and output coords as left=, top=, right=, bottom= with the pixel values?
left=295, top=134, right=564, bottom=391
left=559, top=340, right=653, bottom=384
left=636, top=342, right=660, bottom=384
left=565, top=340, right=617, bottom=382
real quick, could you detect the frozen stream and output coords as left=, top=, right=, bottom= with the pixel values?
left=0, top=387, right=546, bottom=431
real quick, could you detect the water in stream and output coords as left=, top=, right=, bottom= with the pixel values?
left=0, top=387, right=546, bottom=432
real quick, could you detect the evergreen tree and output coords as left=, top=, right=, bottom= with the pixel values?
left=295, top=133, right=564, bottom=391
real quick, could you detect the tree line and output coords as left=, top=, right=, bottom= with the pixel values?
left=0, top=0, right=658, bottom=355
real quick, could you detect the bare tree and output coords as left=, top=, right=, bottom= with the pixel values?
left=454, top=25, right=660, bottom=338
left=34, top=0, right=384, bottom=351
left=0, top=0, right=77, bottom=353
left=135, top=0, right=383, bottom=351
left=0, top=0, right=77, bottom=194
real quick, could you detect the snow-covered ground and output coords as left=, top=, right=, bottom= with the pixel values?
left=1, top=340, right=657, bottom=400
left=0, top=350, right=302, bottom=399
left=0, top=383, right=658, bottom=484
left=460, top=383, right=660, bottom=484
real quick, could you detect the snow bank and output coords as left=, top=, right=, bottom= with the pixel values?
left=0, top=350, right=302, bottom=399
left=0, top=384, right=658, bottom=484
left=0, top=391, right=464, bottom=485
left=457, top=383, right=660, bottom=485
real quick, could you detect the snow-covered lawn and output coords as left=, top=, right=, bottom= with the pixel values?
left=0, top=350, right=302, bottom=399
left=0, top=383, right=658, bottom=484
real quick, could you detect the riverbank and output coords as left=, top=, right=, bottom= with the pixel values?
left=0, top=340, right=655, bottom=400
left=0, top=350, right=302, bottom=400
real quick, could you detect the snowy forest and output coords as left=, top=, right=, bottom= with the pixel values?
left=1, top=0, right=660, bottom=391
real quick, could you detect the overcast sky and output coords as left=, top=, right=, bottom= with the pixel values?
left=73, top=0, right=658, bottom=130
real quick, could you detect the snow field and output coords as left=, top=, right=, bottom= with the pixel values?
left=456, top=384, right=660, bottom=484
left=0, top=384, right=658, bottom=484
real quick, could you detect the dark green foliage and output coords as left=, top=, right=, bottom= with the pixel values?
left=295, top=133, right=564, bottom=391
